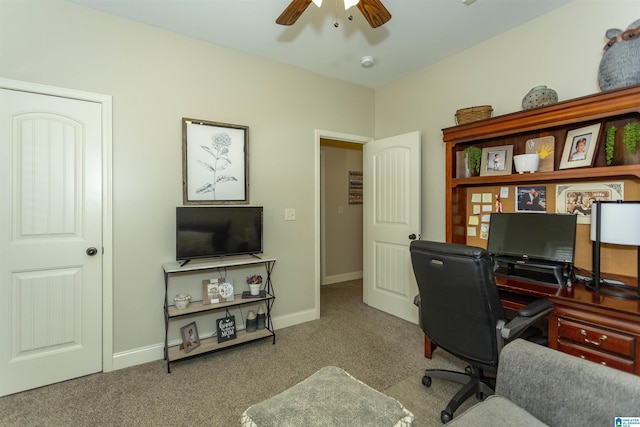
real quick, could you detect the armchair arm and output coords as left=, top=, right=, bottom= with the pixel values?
left=500, top=299, right=553, bottom=340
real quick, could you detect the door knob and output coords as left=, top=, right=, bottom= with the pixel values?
left=408, top=234, right=417, bottom=240
left=86, top=247, right=98, bottom=256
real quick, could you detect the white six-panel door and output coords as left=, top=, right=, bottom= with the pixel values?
left=363, top=131, right=421, bottom=324
left=0, top=88, right=103, bottom=396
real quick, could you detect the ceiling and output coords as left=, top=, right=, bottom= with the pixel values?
left=69, top=0, right=572, bottom=89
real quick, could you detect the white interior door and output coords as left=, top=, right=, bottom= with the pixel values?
left=0, top=88, right=103, bottom=396
left=363, top=131, right=421, bottom=323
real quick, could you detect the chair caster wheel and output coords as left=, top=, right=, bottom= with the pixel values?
left=441, top=410, right=453, bottom=423
left=422, top=375, right=432, bottom=387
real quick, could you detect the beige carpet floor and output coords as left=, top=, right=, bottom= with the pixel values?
left=0, top=280, right=476, bottom=426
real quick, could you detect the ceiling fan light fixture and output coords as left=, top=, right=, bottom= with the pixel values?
left=462, top=0, right=477, bottom=5
left=312, top=0, right=322, bottom=7
left=344, top=0, right=359, bottom=9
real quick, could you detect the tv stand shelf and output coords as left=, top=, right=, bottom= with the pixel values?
left=162, top=255, right=276, bottom=373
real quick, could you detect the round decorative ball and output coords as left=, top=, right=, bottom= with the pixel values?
left=522, top=85, right=558, bottom=110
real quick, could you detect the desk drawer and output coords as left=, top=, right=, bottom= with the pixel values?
left=557, top=340, right=635, bottom=373
left=556, top=318, right=635, bottom=357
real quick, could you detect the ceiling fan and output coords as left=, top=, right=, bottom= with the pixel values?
left=276, top=0, right=392, bottom=29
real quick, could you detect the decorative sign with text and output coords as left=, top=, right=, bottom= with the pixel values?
left=216, top=315, right=237, bottom=343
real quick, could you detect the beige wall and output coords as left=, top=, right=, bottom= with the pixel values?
left=0, top=0, right=374, bottom=358
left=375, top=0, right=639, bottom=242
left=320, top=142, right=363, bottom=282
left=1, top=0, right=638, bottom=368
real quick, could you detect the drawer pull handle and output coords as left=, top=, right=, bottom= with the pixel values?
left=578, top=355, right=605, bottom=366
left=580, top=329, right=607, bottom=346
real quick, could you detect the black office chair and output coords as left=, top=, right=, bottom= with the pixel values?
left=410, top=240, right=553, bottom=424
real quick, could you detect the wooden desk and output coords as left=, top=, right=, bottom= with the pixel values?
left=423, top=276, right=640, bottom=375
left=432, top=87, right=640, bottom=375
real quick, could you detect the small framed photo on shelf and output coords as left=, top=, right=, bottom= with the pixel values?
left=180, top=322, right=200, bottom=353
left=559, top=123, right=601, bottom=170
left=203, top=278, right=220, bottom=305
left=203, top=278, right=234, bottom=304
left=480, top=145, right=513, bottom=176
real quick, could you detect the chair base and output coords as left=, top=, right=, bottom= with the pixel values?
left=422, top=366, right=495, bottom=424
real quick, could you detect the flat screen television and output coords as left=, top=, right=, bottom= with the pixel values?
left=487, top=213, right=577, bottom=264
left=176, top=206, right=263, bottom=261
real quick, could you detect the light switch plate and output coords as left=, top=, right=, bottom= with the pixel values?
left=284, top=208, right=296, bottom=221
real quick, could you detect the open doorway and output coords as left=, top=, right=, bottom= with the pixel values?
left=314, top=130, right=371, bottom=319
left=320, top=138, right=364, bottom=286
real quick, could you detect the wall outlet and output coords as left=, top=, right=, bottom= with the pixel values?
left=284, top=208, right=296, bottom=221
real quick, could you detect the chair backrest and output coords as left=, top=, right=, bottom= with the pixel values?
left=410, top=240, right=506, bottom=371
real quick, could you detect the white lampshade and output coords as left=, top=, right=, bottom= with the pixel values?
left=312, top=0, right=322, bottom=6
left=590, top=201, right=640, bottom=246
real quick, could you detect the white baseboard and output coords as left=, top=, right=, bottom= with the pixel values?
left=110, top=309, right=319, bottom=371
left=322, top=270, right=363, bottom=285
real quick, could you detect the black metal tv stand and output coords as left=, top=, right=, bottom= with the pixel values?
left=493, top=256, right=569, bottom=287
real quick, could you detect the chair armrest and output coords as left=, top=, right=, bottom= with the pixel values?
left=500, top=299, right=553, bottom=340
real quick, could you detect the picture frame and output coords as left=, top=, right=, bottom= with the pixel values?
left=182, top=118, right=249, bottom=204
left=216, top=313, right=237, bottom=343
left=202, top=278, right=221, bottom=305
left=555, top=182, right=624, bottom=224
left=516, top=185, right=547, bottom=213
left=180, top=321, right=200, bottom=353
left=480, top=145, right=513, bottom=176
left=348, top=171, right=363, bottom=204
left=559, top=123, right=601, bottom=170
left=525, top=135, right=555, bottom=172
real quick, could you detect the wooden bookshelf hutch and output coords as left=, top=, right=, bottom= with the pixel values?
left=428, top=85, right=640, bottom=374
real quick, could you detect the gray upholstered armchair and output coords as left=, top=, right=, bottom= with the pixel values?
left=447, top=338, right=640, bottom=426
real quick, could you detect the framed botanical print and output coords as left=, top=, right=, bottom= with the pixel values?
left=182, top=118, right=249, bottom=204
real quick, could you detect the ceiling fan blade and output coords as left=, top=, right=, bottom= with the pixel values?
left=276, top=0, right=313, bottom=26
left=356, top=0, right=392, bottom=28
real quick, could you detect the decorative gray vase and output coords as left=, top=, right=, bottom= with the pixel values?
left=598, top=19, right=640, bottom=91
left=522, top=85, right=558, bottom=110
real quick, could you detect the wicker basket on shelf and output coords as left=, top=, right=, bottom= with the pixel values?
left=455, top=105, right=493, bottom=125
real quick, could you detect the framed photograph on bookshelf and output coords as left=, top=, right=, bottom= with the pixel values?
left=180, top=322, right=200, bottom=353
left=480, top=145, right=513, bottom=176
left=559, top=123, right=601, bottom=170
